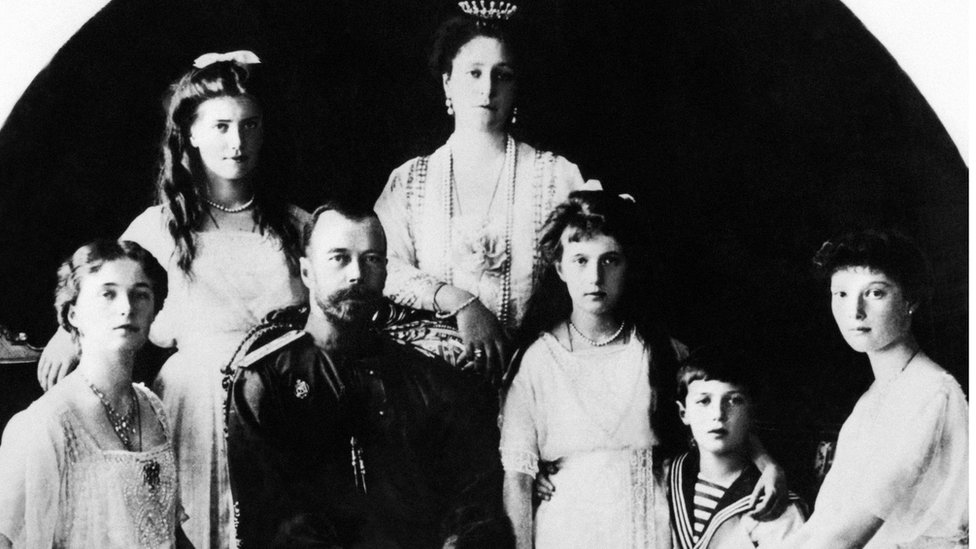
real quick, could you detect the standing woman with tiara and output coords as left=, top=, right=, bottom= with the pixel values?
left=374, top=1, right=586, bottom=382
left=37, top=52, right=309, bottom=548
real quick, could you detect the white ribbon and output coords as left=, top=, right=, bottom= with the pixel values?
left=193, top=50, right=262, bottom=69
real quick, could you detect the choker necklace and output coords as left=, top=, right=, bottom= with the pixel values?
left=203, top=195, right=254, bottom=213
left=569, top=320, right=626, bottom=347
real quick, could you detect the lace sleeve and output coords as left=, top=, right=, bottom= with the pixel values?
left=500, top=345, right=543, bottom=476
left=375, top=159, right=445, bottom=310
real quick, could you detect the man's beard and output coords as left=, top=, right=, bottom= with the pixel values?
left=315, top=285, right=383, bottom=326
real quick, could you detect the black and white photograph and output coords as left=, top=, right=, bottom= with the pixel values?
left=0, top=0, right=968, bottom=547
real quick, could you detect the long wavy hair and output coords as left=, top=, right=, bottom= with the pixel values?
left=514, top=190, right=684, bottom=455
left=157, top=59, right=302, bottom=275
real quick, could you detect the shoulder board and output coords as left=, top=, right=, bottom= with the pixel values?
left=240, top=330, right=305, bottom=368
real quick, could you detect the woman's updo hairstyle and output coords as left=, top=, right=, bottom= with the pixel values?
left=428, top=5, right=524, bottom=77
left=55, top=239, right=168, bottom=339
left=812, top=228, right=934, bottom=310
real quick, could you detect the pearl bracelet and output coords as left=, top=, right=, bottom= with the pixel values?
left=435, top=295, right=479, bottom=319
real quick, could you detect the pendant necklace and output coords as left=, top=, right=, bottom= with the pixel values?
left=865, top=348, right=921, bottom=434
left=83, top=375, right=161, bottom=489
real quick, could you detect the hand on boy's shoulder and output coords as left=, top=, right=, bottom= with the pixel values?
left=742, top=499, right=807, bottom=546
left=747, top=464, right=790, bottom=521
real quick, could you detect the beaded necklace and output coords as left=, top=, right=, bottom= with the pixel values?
left=203, top=195, right=254, bottom=213
left=568, top=320, right=627, bottom=347
left=442, top=135, right=517, bottom=326
left=83, top=375, right=139, bottom=450
left=82, top=375, right=162, bottom=489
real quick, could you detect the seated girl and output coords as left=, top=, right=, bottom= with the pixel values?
left=781, top=230, right=968, bottom=548
left=0, top=240, right=187, bottom=548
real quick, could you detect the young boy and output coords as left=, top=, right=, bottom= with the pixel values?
left=668, top=345, right=806, bottom=549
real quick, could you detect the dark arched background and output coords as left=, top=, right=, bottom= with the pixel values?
left=0, top=0, right=966, bottom=434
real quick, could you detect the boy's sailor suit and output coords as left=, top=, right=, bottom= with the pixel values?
left=667, top=450, right=807, bottom=549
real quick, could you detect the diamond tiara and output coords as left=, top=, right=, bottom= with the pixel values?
left=458, top=1, right=518, bottom=21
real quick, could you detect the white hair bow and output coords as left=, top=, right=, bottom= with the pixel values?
left=193, top=50, right=262, bottom=69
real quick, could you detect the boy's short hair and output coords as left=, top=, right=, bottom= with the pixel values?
left=675, top=343, right=762, bottom=404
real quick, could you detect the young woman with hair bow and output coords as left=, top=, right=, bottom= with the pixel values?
left=37, top=51, right=309, bottom=548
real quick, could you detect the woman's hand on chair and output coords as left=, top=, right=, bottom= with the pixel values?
left=37, top=327, right=80, bottom=391
left=455, top=299, right=509, bottom=385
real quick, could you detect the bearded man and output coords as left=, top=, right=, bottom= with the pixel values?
left=225, top=202, right=504, bottom=548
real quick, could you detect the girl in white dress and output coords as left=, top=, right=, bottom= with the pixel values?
left=500, top=191, right=680, bottom=548
left=0, top=240, right=185, bottom=548
left=36, top=52, right=309, bottom=548
left=782, top=230, right=968, bottom=548
left=502, top=191, right=790, bottom=549
left=374, top=1, right=585, bottom=382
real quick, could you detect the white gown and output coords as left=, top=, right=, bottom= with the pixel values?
left=500, top=329, right=672, bottom=548
left=121, top=205, right=308, bottom=549
left=374, top=137, right=584, bottom=330
left=0, top=376, right=180, bottom=548
left=808, top=358, right=968, bottom=548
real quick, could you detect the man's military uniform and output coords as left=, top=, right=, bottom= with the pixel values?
left=225, top=322, right=501, bottom=548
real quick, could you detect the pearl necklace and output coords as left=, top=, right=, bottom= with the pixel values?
left=443, top=135, right=517, bottom=327
left=569, top=320, right=627, bottom=347
left=203, top=195, right=254, bottom=213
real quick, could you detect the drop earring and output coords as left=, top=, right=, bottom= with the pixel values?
left=446, top=98, right=454, bottom=116
left=510, top=106, right=518, bottom=125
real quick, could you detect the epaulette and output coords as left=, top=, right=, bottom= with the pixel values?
left=239, top=329, right=306, bottom=369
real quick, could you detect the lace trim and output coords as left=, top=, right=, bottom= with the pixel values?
left=500, top=447, right=539, bottom=476
left=629, top=447, right=655, bottom=547
left=405, top=156, right=429, bottom=255
left=529, top=148, right=549, bottom=293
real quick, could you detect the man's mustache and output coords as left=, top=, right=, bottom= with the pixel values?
left=327, top=285, right=382, bottom=306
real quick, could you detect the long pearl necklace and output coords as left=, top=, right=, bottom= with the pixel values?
left=443, top=135, right=517, bottom=327
left=569, top=320, right=627, bottom=347
left=203, top=195, right=254, bottom=213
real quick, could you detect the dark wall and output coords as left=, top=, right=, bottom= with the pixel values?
left=0, top=0, right=966, bottom=426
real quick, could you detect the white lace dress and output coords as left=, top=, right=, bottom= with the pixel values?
left=806, top=360, right=968, bottom=547
left=0, top=376, right=180, bottom=548
left=374, top=137, right=584, bottom=330
left=500, top=330, right=672, bottom=549
left=121, top=205, right=308, bottom=549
